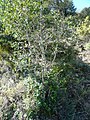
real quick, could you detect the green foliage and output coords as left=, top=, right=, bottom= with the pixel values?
left=0, top=0, right=90, bottom=120
left=52, top=0, right=76, bottom=16
left=77, top=16, right=90, bottom=37
left=85, top=43, right=90, bottom=50
left=80, top=7, right=90, bottom=18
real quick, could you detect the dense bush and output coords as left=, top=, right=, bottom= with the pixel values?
left=0, top=0, right=90, bottom=120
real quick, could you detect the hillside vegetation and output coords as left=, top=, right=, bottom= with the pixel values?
left=0, top=0, right=90, bottom=120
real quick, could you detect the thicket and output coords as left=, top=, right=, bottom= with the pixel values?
left=0, top=0, right=90, bottom=120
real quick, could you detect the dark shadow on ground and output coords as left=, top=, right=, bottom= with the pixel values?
left=32, top=54, right=90, bottom=120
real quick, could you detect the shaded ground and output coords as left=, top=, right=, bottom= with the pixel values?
left=36, top=49, right=90, bottom=120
